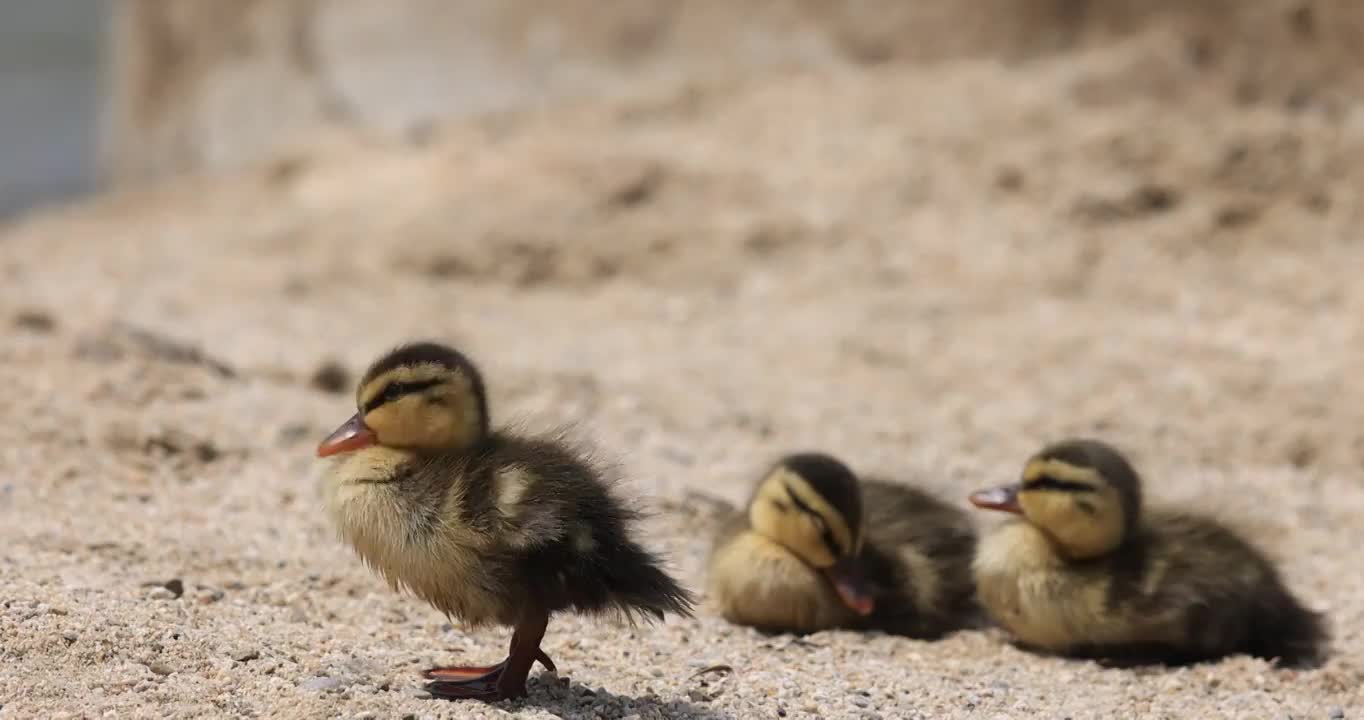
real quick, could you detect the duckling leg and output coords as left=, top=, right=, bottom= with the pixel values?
left=424, top=611, right=551, bottom=701
left=423, top=632, right=556, bottom=682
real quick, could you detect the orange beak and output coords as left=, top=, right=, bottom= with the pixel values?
left=316, top=412, right=377, bottom=458
left=969, top=483, right=1023, bottom=514
left=823, top=555, right=875, bottom=616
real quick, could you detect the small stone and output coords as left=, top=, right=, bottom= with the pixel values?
left=232, top=648, right=260, bottom=662
left=62, top=632, right=78, bottom=643
left=310, top=361, right=351, bottom=394
left=164, top=579, right=185, bottom=598
left=1329, top=708, right=1344, bottom=720
left=354, top=713, right=377, bottom=720
left=403, top=687, right=432, bottom=700
left=852, top=695, right=871, bottom=708
left=147, top=662, right=174, bottom=676
left=300, top=676, right=350, bottom=692
left=13, top=310, right=56, bottom=333
left=147, top=587, right=175, bottom=601
left=995, top=166, right=1025, bottom=192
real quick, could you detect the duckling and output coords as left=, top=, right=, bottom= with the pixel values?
left=970, top=438, right=1329, bottom=667
left=707, top=452, right=977, bottom=638
left=315, top=341, right=694, bottom=701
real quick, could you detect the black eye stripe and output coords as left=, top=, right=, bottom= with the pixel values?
left=784, top=484, right=817, bottom=516
left=1023, top=475, right=1099, bottom=493
left=784, top=484, right=845, bottom=555
left=363, top=378, right=443, bottom=413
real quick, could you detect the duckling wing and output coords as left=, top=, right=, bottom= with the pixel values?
left=859, top=480, right=978, bottom=632
left=1109, top=511, right=1326, bottom=665
left=479, top=436, right=695, bottom=623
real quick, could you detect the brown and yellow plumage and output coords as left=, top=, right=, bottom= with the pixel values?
left=317, top=341, right=693, bottom=701
left=970, top=438, right=1329, bottom=667
left=707, top=453, right=977, bottom=639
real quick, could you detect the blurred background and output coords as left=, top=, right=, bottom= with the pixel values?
left=6, top=1, right=1361, bottom=217
left=0, top=1, right=105, bottom=217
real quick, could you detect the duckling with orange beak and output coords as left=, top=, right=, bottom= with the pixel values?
left=708, top=452, right=977, bottom=638
left=970, top=438, right=1329, bottom=667
left=316, top=341, right=694, bottom=701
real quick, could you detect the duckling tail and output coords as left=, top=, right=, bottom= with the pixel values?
left=1247, top=590, right=1329, bottom=669
left=606, top=540, right=697, bottom=623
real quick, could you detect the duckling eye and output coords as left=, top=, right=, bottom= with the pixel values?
left=783, top=483, right=845, bottom=556
left=364, top=378, right=443, bottom=412
left=1023, top=475, right=1097, bottom=493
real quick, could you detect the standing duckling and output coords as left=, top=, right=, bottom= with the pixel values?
left=707, top=452, right=977, bottom=638
left=970, top=438, right=1329, bottom=667
left=315, top=341, right=694, bottom=701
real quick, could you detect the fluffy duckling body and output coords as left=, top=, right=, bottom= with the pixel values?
left=316, top=342, right=694, bottom=701
left=708, top=453, right=977, bottom=638
left=970, top=438, right=1328, bottom=667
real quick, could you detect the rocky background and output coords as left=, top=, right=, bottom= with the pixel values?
left=2, top=1, right=1362, bottom=718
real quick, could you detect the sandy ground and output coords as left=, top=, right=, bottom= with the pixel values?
left=3, top=27, right=1364, bottom=720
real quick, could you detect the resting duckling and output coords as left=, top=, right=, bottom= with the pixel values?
left=970, top=438, right=1328, bottom=667
left=708, top=452, right=977, bottom=638
left=315, top=341, right=694, bottom=701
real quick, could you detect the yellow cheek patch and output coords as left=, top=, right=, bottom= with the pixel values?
left=1022, top=458, right=1102, bottom=487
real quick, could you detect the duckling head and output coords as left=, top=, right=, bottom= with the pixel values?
left=748, top=452, right=876, bottom=615
left=316, top=341, right=489, bottom=457
left=969, top=438, right=1142, bottom=560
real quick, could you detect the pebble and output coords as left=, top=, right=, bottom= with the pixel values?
left=1329, top=709, right=1344, bottom=720
left=164, top=579, right=185, bottom=598
left=147, top=662, right=174, bottom=676
left=300, top=676, right=350, bottom=692
left=232, top=648, right=261, bottom=662
left=353, top=713, right=376, bottom=720
left=147, top=587, right=176, bottom=601
left=309, top=361, right=351, bottom=394
left=402, top=687, right=432, bottom=700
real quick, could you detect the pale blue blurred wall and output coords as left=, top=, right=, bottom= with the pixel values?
left=0, top=0, right=107, bottom=219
